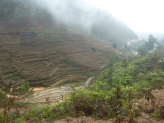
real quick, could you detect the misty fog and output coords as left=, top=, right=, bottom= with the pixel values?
left=31, top=0, right=116, bottom=35
left=0, top=0, right=138, bottom=42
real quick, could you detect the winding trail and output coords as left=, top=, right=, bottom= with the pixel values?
left=85, top=77, right=94, bottom=88
left=127, top=39, right=142, bottom=46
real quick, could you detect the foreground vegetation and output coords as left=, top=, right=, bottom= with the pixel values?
left=1, top=43, right=164, bottom=122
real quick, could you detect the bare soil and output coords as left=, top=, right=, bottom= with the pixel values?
left=32, top=87, right=46, bottom=92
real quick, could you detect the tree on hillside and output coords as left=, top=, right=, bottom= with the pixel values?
left=107, top=53, right=119, bottom=67
left=160, top=38, right=164, bottom=46
left=141, top=35, right=157, bottom=53
left=156, top=42, right=164, bottom=50
left=113, top=42, right=117, bottom=48
left=21, top=81, right=30, bottom=94
left=147, top=35, right=156, bottom=50
left=124, top=44, right=132, bottom=51
left=137, top=47, right=146, bottom=57
left=161, top=38, right=164, bottom=43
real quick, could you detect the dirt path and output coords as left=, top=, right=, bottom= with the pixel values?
left=85, top=77, right=94, bottom=88
left=32, top=87, right=46, bottom=92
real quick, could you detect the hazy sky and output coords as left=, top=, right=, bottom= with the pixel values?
left=87, top=0, right=164, bottom=32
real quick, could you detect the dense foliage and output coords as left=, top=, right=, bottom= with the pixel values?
left=136, top=35, right=164, bottom=57
left=101, top=50, right=164, bottom=88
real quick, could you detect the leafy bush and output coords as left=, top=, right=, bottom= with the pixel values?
left=63, top=56, right=70, bottom=64
left=0, top=96, right=21, bottom=122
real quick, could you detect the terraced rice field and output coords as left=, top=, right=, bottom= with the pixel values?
left=20, top=77, right=94, bottom=103
left=22, top=87, right=73, bottom=103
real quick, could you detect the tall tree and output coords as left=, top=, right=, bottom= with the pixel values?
left=156, top=42, right=164, bottom=50
left=142, top=34, right=157, bottom=52
left=21, top=81, right=30, bottom=94
left=147, top=35, right=157, bottom=50
left=137, top=47, right=146, bottom=57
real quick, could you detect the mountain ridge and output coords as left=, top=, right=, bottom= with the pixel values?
left=0, top=0, right=137, bottom=88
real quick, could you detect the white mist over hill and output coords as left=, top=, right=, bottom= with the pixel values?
left=87, top=0, right=164, bottom=33
left=33, top=0, right=114, bottom=34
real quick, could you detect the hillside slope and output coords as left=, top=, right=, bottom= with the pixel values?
left=0, top=0, right=138, bottom=45
left=46, top=0, right=138, bottom=44
left=0, top=0, right=137, bottom=89
left=67, top=11, right=138, bottom=44
left=0, top=18, right=118, bottom=87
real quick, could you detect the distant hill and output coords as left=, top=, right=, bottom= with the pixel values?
left=67, top=12, right=138, bottom=45
left=0, top=0, right=138, bottom=45
left=0, top=0, right=137, bottom=88
left=45, top=0, right=138, bottom=45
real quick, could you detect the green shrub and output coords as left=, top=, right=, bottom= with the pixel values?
left=63, top=56, right=70, bottom=64
left=21, top=82, right=30, bottom=94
